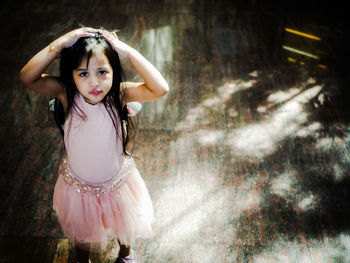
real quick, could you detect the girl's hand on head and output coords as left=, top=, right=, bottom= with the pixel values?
left=98, top=29, right=132, bottom=58
left=57, top=27, right=97, bottom=48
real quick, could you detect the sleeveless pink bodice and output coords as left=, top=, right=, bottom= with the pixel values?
left=63, top=94, right=125, bottom=184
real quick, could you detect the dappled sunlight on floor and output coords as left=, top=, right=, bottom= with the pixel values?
left=136, top=69, right=350, bottom=261
left=226, top=84, right=323, bottom=158
left=2, top=0, right=349, bottom=262
left=175, top=74, right=325, bottom=159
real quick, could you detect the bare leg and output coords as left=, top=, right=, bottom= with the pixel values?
left=75, top=245, right=90, bottom=263
left=118, top=240, right=131, bottom=258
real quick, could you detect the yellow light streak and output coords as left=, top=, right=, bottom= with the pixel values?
left=283, top=45, right=319, bottom=59
left=287, top=57, right=297, bottom=63
left=285, top=27, right=321, bottom=41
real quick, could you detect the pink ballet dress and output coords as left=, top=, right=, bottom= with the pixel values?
left=53, top=93, right=154, bottom=250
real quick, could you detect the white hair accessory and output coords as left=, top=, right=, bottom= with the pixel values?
left=49, top=98, right=55, bottom=111
left=126, top=102, right=142, bottom=117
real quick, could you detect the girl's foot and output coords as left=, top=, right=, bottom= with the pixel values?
left=114, top=250, right=138, bottom=263
left=75, top=245, right=90, bottom=263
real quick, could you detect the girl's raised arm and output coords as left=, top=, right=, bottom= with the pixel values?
left=19, top=28, right=97, bottom=103
left=99, top=30, right=169, bottom=103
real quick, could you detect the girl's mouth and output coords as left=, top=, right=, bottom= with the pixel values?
left=89, top=89, right=102, bottom=96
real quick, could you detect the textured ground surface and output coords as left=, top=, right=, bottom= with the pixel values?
left=0, top=0, right=349, bottom=262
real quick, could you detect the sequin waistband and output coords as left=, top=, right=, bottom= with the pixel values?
left=58, top=157, right=134, bottom=197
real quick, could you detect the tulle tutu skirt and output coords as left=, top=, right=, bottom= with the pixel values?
left=53, top=157, right=154, bottom=250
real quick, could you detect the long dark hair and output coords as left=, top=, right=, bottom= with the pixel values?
left=53, top=35, right=136, bottom=155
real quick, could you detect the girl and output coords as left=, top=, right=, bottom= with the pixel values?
left=20, top=27, right=169, bottom=263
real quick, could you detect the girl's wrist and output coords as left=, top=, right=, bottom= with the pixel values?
left=48, top=43, right=60, bottom=55
left=117, top=47, right=131, bottom=58
left=124, top=46, right=136, bottom=59
left=114, top=40, right=133, bottom=58
left=48, top=39, right=64, bottom=55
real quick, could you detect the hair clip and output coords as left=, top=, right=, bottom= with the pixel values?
left=126, top=102, right=142, bottom=117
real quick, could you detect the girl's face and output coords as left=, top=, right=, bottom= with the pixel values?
left=72, top=50, right=113, bottom=105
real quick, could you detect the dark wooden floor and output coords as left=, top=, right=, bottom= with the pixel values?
left=1, top=0, right=349, bottom=262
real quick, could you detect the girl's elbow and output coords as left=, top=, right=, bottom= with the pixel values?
left=19, top=73, right=30, bottom=89
left=19, top=69, right=32, bottom=87
left=160, top=83, right=169, bottom=96
left=19, top=69, right=26, bottom=83
left=146, top=83, right=169, bottom=99
left=19, top=70, right=43, bottom=91
left=156, top=87, right=168, bottom=99
left=151, top=84, right=169, bottom=99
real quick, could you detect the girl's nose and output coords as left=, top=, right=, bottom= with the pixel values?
left=89, top=76, right=99, bottom=87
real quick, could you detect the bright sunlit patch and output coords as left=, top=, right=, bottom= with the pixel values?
left=332, top=163, right=346, bottom=182
left=227, top=85, right=322, bottom=157
left=307, top=77, right=317, bottom=84
left=152, top=134, right=239, bottom=246
left=227, top=101, right=303, bottom=157
left=316, top=93, right=326, bottom=105
left=196, top=129, right=225, bottom=145
left=202, top=96, right=222, bottom=107
left=242, top=80, right=255, bottom=88
left=339, top=234, right=350, bottom=250
left=156, top=167, right=232, bottom=243
left=175, top=80, right=253, bottom=131
left=267, top=88, right=301, bottom=104
left=248, top=70, right=259, bottom=77
left=253, top=240, right=347, bottom=263
left=217, top=80, right=254, bottom=97
left=234, top=187, right=261, bottom=213
left=257, top=105, right=267, bottom=113
left=298, top=195, right=315, bottom=211
left=299, top=85, right=323, bottom=102
left=140, top=26, right=173, bottom=118
left=227, top=107, right=239, bottom=118
left=142, top=26, right=173, bottom=71
left=295, top=122, right=322, bottom=137
left=175, top=106, right=206, bottom=130
left=315, top=136, right=343, bottom=150
left=177, top=77, right=323, bottom=158
left=270, top=172, right=295, bottom=196
left=228, top=123, right=278, bottom=158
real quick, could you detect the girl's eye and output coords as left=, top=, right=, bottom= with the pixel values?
left=79, top=72, right=88, bottom=77
left=98, top=70, right=107, bottom=76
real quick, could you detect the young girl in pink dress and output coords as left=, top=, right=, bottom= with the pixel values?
left=20, top=27, right=169, bottom=263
